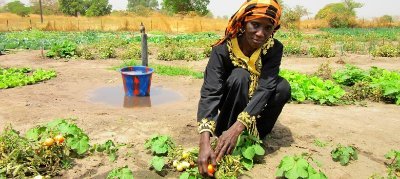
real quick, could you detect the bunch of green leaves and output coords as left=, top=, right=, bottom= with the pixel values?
left=26, top=118, right=90, bottom=155
left=90, top=140, right=119, bottom=162
left=0, top=126, right=70, bottom=177
left=157, top=46, right=205, bottom=61
left=76, top=46, right=95, bottom=60
left=276, top=154, right=327, bottom=179
left=179, top=168, right=202, bottom=179
left=231, top=131, right=265, bottom=170
left=119, top=44, right=142, bottom=60
left=368, top=67, right=400, bottom=105
left=313, top=139, right=328, bottom=148
left=283, top=39, right=303, bottom=56
left=107, top=166, right=134, bottom=179
left=144, top=135, right=176, bottom=172
left=331, top=144, right=358, bottom=166
left=98, top=44, right=117, bottom=59
left=280, top=70, right=345, bottom=105
left=384, top=150, right=400, bottom=178
left=333, top=65, right=370, bottom=86
left=370, top=44, right=400, bottom=57
left=46, top=41, right=77, bottom=59
left=308, top=41, right=336, bottom=58
left=0, top=67, right=57, bottom=89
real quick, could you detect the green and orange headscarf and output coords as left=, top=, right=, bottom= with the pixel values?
left=214, top=0, right=282, bottom=46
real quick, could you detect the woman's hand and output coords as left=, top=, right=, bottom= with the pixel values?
left=198, top=132, right=217, bottom=177
left=214, top=121, right=246, bottom=161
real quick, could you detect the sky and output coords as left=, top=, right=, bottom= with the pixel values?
left=4, top=0, right=400, bottom=19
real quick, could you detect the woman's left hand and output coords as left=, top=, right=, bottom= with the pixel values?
left=214, top=121, right=246, bottom=161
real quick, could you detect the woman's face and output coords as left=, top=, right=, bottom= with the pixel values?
left=242, top=18, right=274, bottom=50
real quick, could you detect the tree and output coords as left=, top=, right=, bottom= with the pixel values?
left=85, top=0, right=112, bottom=17
left=315, top=0, right=363, bottom=28
left=281, top=5, right=309, bottom=29
left=127, top=0, right=158, bottom=10
left=29, top=0, right=60, bottom=15
left=58, top=0, right=85, bottom=17
left=162, top=0, right=210, bottom=16
left=4, top=1, right=31, bottom=17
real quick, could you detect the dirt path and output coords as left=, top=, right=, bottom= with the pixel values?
left=0, top=51, right=399, bottom=178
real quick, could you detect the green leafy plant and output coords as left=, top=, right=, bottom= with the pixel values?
left=280, top=70, right=345, bottom=105
left=46, top=41, right=77, bottom=59
left=276, top=154, right=327, bottom=179
left=308, top=41, right=336, bottom=58
left=0, top=67, right=57, bottom=89
left=331, top=144, right=358, bottom=166
left=144, top=135, right=176, bottom=171
left=107, top=166, right=134, bottom=179
left=384, top=150, right=400, bottom=178
left=313, top=139, right=328, bottom=148
left=371, top=44, right=400, bottom=57
left=91, top=140, right=119, bottom=162
left=231, top=131, right=265, bottom=170
left=333, top=64, right=369, bottom=86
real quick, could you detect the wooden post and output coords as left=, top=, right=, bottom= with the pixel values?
left=140, top=22, right=148, bottom=66
left=176, top=21, right=178, bottom=33
left=78, top=20, right=80, bottom=30
left=29, top=19, right=32, bottom=29
left=53, top=21, right=56, bottom=30
left=6, top=20, right=9, bottom=31
left=39, top=0, right=43, bottom=23
left=200, top=20, right=202, bottom=32
left=150, top=20, right=152, bottom=31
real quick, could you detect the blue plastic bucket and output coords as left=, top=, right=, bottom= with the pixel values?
left=120, top=66, right=154, bottom=96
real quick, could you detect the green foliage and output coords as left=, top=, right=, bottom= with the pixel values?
left=315, top=1, right=361, bottom=28
left=276, top=154, right=327, bottom=179
left=150, top=156, right=165, bottom=172
left=4, top=0, right=31, bottom=17
left=231, top=131, right=264, bottom=170
left=214, top=155, right=244, bottom=178
left=162, top=0, right=210, bottom=16
left=331, top=145, right=358, bottom=166
left=370, top=44, right=400, bottom=57
left=29, top=0, right=61, bottom=15
left=308, top=41, right=336, bottom=58
left=0, top=67, right=57, bottom=89
left=283, top=40, right=303, bottom=56
left=26, top=118, right=90, bottom=155
left=280, top=70, right=345, bottom=105
left=179, top=168, right=202, bottom=179
left=384, top=150, right=400, bottom=178
left=369, top=67, right=400, bottom=105
left=333, top=64, right=369, bottom=86
left=58, top=0, right=85, bottom=17
left=85, top=0, right=112, bottom=17
left=76, top=46, right=95, bottom=60
left=157, top=44, right=205, bottom=61
left=0, top=118, right=98, bottom=177
left=46, top=41, right=77, bottom=59
left=313, top=139, right=328, bottom=148
left=119, top=44, right=141, bottom=60
left=281, top=5, right=309, bottom=29
left=90, top=140, right=119, bottom=162
left=144, top=135, right=175, bottom=171
left=107, top=166, right=134, bottom=179
left=127, top=0, right=158, bottom=10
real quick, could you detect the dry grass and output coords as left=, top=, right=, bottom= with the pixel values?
left=0, top=12, right=228, bottom=33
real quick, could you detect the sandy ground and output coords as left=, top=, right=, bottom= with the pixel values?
left=0, top=50, right=399, bottom=179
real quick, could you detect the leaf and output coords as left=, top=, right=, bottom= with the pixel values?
left=241, top=158, right=253, bottom=170
left=280, top=156, right=296, bottom=171
left=295, top=158, right=309, bottom=178
left=150, top=156, right=165, bottom=172
left=253, top=144, right=265, bottom=156
left=68, top=135, right=90, bottom=155
left=25, top=126, right=46, bottom=141
left=179, top=172, right=190, bottom=179
left=242, top=146, right=256, bottom=160
left=107, top=166, right=134, bottom=179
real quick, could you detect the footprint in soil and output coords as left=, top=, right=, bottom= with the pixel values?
left=263, top=122, right=295, bottom=155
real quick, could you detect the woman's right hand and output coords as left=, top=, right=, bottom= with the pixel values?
left=198, top=132, right=217, bottom=177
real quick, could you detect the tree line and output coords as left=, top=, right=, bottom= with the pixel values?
left=0, top=0, right=211, bottom=17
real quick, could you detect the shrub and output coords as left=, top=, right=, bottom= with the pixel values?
left=370, top=44, right=400, bottom=57
left=46, top=41, right=77, bottom=59
left=309, top=41, right=336, bottom=58
left=333, top=65, right=369, bottom=86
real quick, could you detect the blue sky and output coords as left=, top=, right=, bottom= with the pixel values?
left=4, top=0, right=400, bottom=19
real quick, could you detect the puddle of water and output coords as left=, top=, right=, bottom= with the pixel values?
left=89, top=85, right=182, bottom=108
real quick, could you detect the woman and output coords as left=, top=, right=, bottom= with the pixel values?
left=196, top=0, right=291, bottom=177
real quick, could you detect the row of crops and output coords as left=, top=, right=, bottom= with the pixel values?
left=1, top=28, right=400, bottom=60
left=1, top=119, right=399, bottom=178
left=2, top=64, right=399, bottom=106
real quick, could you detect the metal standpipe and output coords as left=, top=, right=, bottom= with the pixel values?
left=140, top=22, right=148, bottom=67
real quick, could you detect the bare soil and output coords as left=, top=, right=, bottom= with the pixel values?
left=1, top=51, right=399, bottom=179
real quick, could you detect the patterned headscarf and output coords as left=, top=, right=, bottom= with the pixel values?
left=214, top=0, right=282, bottom=46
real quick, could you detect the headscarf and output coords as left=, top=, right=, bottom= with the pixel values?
left=214, top=0, right=282, bottom=46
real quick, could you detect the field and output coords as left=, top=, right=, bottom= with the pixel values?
left=1, top=28, right=400, bottom=179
